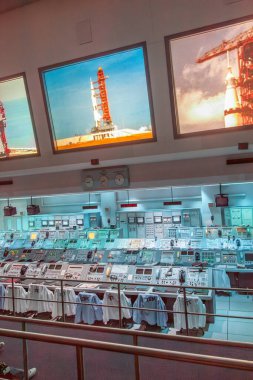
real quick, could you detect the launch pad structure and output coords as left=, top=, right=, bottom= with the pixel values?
left=197, top=26, right=253, bottom=128
left=90, top=67, right=116, bottom=139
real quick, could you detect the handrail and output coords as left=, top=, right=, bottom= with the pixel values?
left=0, top=327, right=253, bottom=371
left=0, top=313, right=253, bottom=350
left=1, top=273, right=253, bottom=343
left=0, top=273, right=251, bottom=293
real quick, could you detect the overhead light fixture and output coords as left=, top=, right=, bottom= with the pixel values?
left=82, top=193, right=98, bottom=210
left=120, top=190, right=137, bottom=208
left=163, top=187, right=182, bottom=206
left=4, top=199, right=17, bottom=216
left=27, top=196, right=40, bottom=215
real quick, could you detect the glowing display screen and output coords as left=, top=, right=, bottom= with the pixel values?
left=40, top=43, right=155, bottom=152
left=30, top=233, right=38, bottom=240
left=0, top=74, right=38, bottom=159
left=88, top=232, right=95, bottom=240
left=165, top=17, right=253, bottom=135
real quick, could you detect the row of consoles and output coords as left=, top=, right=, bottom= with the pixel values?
left=0, top=230, right=253, bottom=295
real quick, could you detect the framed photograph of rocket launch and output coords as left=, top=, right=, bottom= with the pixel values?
left=0, top=73, right=39, bottom=159
left=39, top=42, right=155, bottom=153
left=165, top=15, right=253, bottom=137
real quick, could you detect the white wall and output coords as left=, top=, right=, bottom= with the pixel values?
left=0, top=0, right=252, bottom=195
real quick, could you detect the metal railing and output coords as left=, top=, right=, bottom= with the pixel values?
left=0, top=325, right=253, bottom=380
left=0, top=275, right=252, bottom=340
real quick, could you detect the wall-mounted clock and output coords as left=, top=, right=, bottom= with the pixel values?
left=114, top=173, right=125, bottom=186
left=84, top=176, right=94, bottom=188
left=82, top=166, right=129, bottom=190
left=99, top=175, right=109, bottom=187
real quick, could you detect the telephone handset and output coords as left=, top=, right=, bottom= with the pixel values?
left=20, top=265, right=28, bottom=276
left=41, top=264, right=48, bottom=276
left=179, top=269, right=186, bottom=284
left=106, top=265, right=112, bottom=277
left=3, top=263, right=12, bottom=274
left=155, top=268, right=161, bottom=280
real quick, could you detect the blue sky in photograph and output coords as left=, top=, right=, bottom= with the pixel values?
left=4, top=98, right=36, bottom=148
left=0, top=77, right=37, bottom=149
left=43, top=47, right=152, bottom=140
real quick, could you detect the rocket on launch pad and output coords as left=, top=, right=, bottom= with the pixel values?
left=90, top=67, right=116, bottom=135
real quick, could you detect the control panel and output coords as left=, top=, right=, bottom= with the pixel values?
left=243, top=252, right=253, bottom=266
left=133, top=267, right=154, bottom=283
left=86, top=264, right=106, bottom=282
left=187, top=268, right=209, bottom=287
left=42, top=263, right=68, bottom=280
left=222, top=251, right=237, bottom=265
left=156, top=266, right=183, bottom=290
left=6, top=263, right=29, bottom=277
left=108, top=264, right=130, bottom=282
left=63, top=264, right=86, bottom=281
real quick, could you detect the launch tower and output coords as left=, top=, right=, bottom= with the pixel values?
left=90, top=67, right=115, bottom=134
left=197, top=26, right=253, bottom=126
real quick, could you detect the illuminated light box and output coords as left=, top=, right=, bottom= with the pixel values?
left=120, top=203, right=138, bottom=208
left=88, top=232, right=95, bottom=240
left=39, top=43, right=156, bottom=153
left=163, top=201, right=182, bottom=206
left=0, top=73, right=38, bottom=159
left=165, top=16, right=253, bottom=136
left=82, top=205, right=98, bottom=210
left=30, top=232, right=38, bottom=241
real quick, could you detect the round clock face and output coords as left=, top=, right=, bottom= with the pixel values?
left=99, top=175, right=108, bottom=187
left=115, top=173, right=125, bottom=186
left=84, top=176, right=94, bottom=188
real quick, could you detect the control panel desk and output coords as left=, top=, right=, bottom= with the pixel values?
left=226, top=268, right=253, bottom=289
left=73, top=282, right=215, bottom=323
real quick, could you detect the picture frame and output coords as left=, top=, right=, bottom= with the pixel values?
left=39, top=42, right=156, bottom=153
left=0, top=72, right=39, bottom=159
left=165, top=15, right=253, bottom=137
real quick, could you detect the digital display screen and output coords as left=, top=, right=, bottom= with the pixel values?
left=215, top=195, right=229, bottom=207
left=97, top=267, right=104, bottom=273
left=245, top=253, right=253, bottom=261
left=0, top=74, right=38, bottom=159
left=28, top=221, right=35, bottom=228
left=62, top=220, right=69, bottom=226
left=165, top=17, right=253, bottom=135
left=128, top=217, right=136, bottom=224
left=154, top=216, right=162, bottom=223
left=55, top=265, right=62, bottom=270
left=48, top=220, right=55, bottom=226
left=144, top=269, right=152, bottom=275
left=172, top=216, right=181, bottom=224
left=136, top=268, right=143, bottom=274
left=76, top=219, right=84, bottom=226
left=49, top=264, right=55, bottom=269
left=42, top=221, right=48, bottom=227
left=137, top=217, right=144, bottom=224
left=40, top=43, right=155, bottom=152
